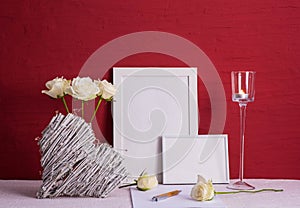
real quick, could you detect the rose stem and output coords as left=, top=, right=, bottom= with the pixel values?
left=215, top=188, right=283, bottom=195
left=90, top=97, right=103, bottom=123
left=82, top=100, right=84, bottom=118
left=119, top=182, right=137, bottom=189
left=61, top=96, right=69, bottom=114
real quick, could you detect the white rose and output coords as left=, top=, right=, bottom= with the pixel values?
left=65, top=77, right=100, bottom=101
left=42, top=77, right=70, bottom=98
left=137, top=174, right=158, bottom=191
left=95, top=79, right=116, bottom=100
left=190, top=175, right=215, bottom=201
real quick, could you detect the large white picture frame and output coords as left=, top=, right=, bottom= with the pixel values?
left=162, top=135, right=229, bottom=184
left=113, top=67, right=198, bottom=182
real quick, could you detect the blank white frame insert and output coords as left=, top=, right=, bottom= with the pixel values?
left=113, top=67, right=198, bottom=182
left=162, top=135, right=229, bottom=184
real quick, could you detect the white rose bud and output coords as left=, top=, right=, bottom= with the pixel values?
left=65, top=77, right=100, bottom=101
left=95, top=79, right=116, bottom=100
left=190, top=175, right=215, bottom=201
left=42, top=77, right=70, bottom=98
left=137, top=174, right=158, bottom=191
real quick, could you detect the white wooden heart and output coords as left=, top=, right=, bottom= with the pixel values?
left=36, top=113, right=128, bottom=198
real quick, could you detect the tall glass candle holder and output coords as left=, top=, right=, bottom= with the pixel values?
left=227, top=71, right=256, bottom=190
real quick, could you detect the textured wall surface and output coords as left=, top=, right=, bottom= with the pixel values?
left=0, top=0, right=299, bottom=179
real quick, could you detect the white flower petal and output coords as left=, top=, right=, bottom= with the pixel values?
left=137, top=174, right=158, bottom=191
left=42, top=77, right=70, bottom=99
left=191, top=175, right=215, bottom=201
left=197, top=175, right=207, bottom=183
left=96, top=79, right=116, bottom=100
left=67, top=77, right=100, bottom=101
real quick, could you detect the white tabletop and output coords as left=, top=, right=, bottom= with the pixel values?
left=0, top=179, right=299, bottom=208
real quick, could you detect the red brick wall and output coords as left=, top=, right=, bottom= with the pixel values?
left=0, top=0, right=299, bottom=179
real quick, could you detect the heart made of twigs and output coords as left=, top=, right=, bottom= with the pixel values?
left=36, top=113, right=128, bottom=198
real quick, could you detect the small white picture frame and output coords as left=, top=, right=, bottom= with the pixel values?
left=162, top=135, right=229, bottom=184
left=113, top=67, right=198, bottom=182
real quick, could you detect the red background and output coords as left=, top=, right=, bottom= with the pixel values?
left=1, top=0, right=299, bottom=179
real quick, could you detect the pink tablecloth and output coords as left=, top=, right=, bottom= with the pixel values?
left=0, top=179, right=299, bottom=208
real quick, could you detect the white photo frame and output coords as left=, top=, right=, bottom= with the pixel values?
left=113, top=67, right=198, bottom=182
left=162, top=135, right=229, bottom=184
